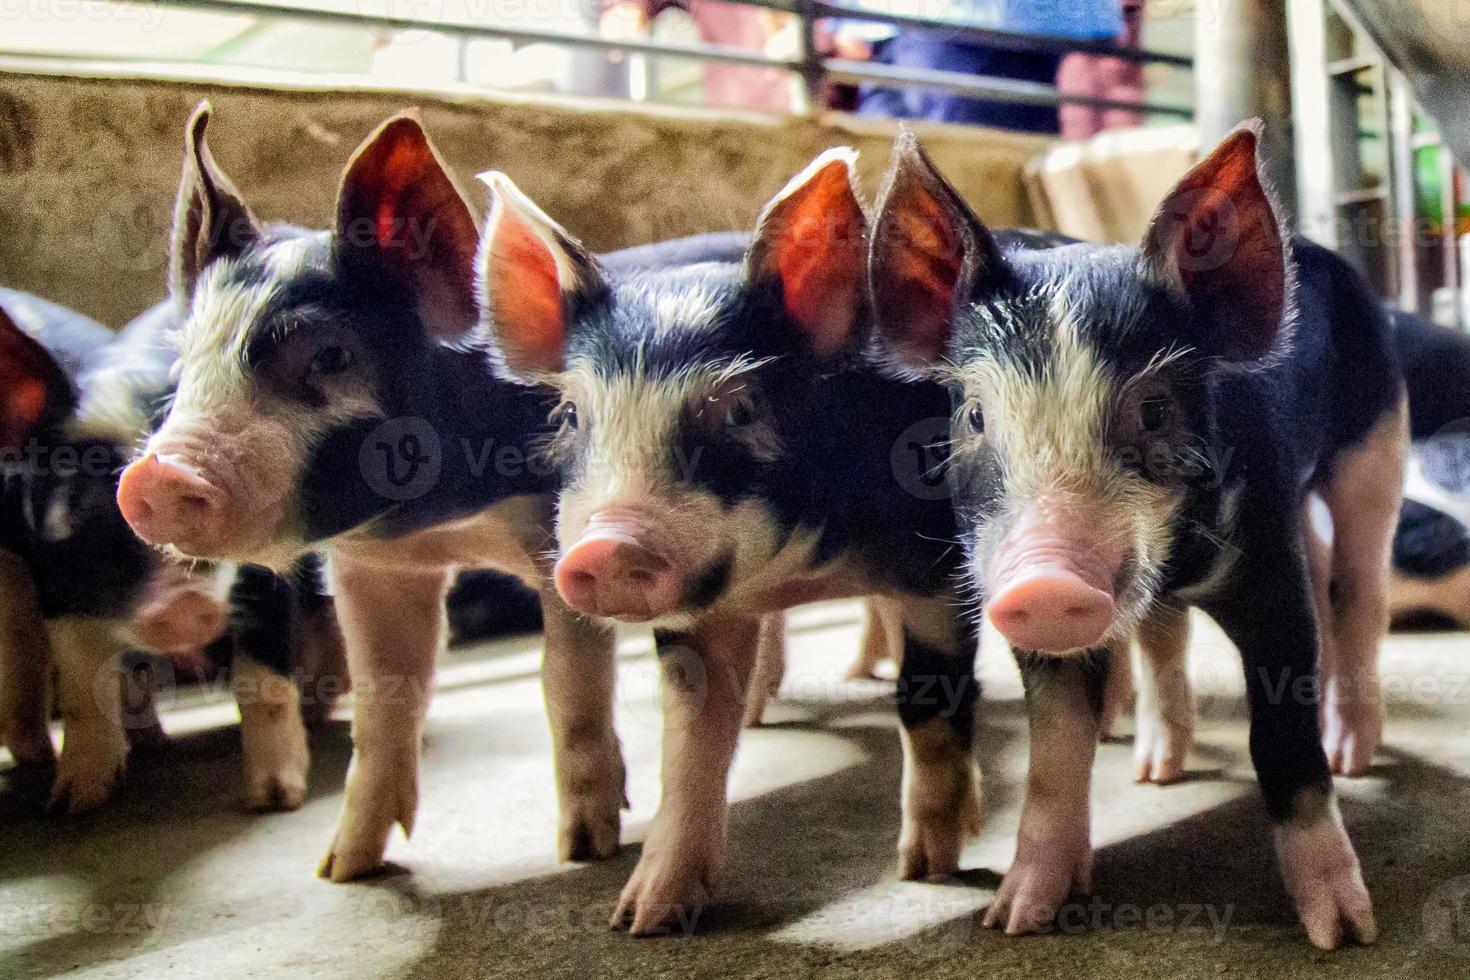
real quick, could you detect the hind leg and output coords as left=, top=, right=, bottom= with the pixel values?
left=742, top=611, right=787, bottom=728
left=848, top=597, right=902, bottom=680
left=1133, top=603, right=1194, bottom=784
left=1318, top=398, right=1407, bottom=776
left=0, top=550, right=55, bottom=765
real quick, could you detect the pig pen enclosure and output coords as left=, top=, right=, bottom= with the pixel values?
left=4, top=3, right=1470, bottom=976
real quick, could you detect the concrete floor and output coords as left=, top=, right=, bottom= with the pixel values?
left=2, top=601, right=1469, bottom=979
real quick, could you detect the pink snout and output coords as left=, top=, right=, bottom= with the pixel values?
left=987, top=565, right=1116, bottom=653
left=117, top=454, right=233, bottom=556
left=131, top=589, right=229, bottom=654
left=555, top=530, right=683, bottom=622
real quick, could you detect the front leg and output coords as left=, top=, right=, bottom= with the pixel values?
left=1204, top=542, right=1376, bottom=950
left=230, top=566, right=310, bottom=811
left=318, top=554, right=449, bottom=882
left=0, top=550, right=55, bottom=765
left=741, top=611, right=786, bottom=728
left=984, top=649, right=1106, bottom=934
left=539, top=592, right=624, bottom=861
left=893, top=596, right=982, bottom=880
left=612, top=615, right=758, bottom=936
left=48, top=618, right=129, bottom=814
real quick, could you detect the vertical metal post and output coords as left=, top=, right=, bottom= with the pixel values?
left=795, top=0, right=823, bottom=115
left=1388, top=70, right=1420, bottom=312
left=1197, top=0, right=1297, bottom=218
left=1287, top=0, right=1335, bottom=247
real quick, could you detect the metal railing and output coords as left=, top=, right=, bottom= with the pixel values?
left=3, top=0, right=1194, bottom=123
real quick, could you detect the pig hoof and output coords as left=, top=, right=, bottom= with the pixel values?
left=559, top=791, right=622, bottom=862
left=897, top=777, right=982, bottom=881
left=1322, top=702, right=1381, bottom=778
left=1275, top=817, right=1376, bottom=949
left=50, top=727, right=128, bottom=815
left=240, top=704, right=310, bottom=812
left=983, top=834, right=1092, bottom=935
left=318, top=765, right=418, bottom=882
left=610, top=844, right=718, bottom=936
left=1133, top=719, right=1191, bottom=785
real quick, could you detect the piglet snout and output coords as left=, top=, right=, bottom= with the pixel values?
left=133, top=589, right=229, bottom=654
left=555, top=524, right=682, bottom=622
left=988, top=565, right=1115, bottom=653
left=117, top=454, right=229, bottom=553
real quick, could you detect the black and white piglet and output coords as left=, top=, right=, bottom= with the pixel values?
left=868, top=126, right=1406, bottom=949
left=0, top=289, right=342, bottom=813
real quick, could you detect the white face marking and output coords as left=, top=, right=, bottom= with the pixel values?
left=950, top=281, right=1182, bottom=643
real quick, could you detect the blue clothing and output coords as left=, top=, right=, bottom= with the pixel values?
left=838, top=0, right=1123, bottom=42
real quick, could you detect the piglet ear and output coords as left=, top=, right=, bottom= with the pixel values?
left=170, top=101, right=261, bottom=307
left=0, top=304, right=74, bottom=450
left=475, top=172, right=602, bottom=379
left=335, top=112, right=481, bottom=342
left=746, top=148, right=869, bottom=359
left=1141, top=122, right=1287, bottom=363
left=869, top=130, right=1004, bottom=370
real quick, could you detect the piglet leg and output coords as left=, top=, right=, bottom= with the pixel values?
left=612, top=615, right=758, bottom=936
left=540, top=592, right=625, bottom=861
left=894, top=596, right=982, bottom=881
left=1133, top=603, right=1194, bottom=784
left=318, top=554, right=448, bottom=882
left=0, top=550, right=55, bottom=765
left=741, top=611, right=786, bottom=728
left=48, top=618, right=128, bottom=814
left=1318, top=402, right=1406, bottom=776
left=984, top=649, right=1106, bottom=933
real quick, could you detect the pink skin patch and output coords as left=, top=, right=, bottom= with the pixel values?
left=985, top=506, right=1124, bottom=653
left=554, top=509, right=687, bottom=622
left=129, top=567, right=229, bottom=654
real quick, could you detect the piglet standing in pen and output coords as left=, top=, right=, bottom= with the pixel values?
left=474, top=150, right=983, bottom=935
left=867, top=125, right=1406, bottom=949
left=115, top=104, right=637, bottom=878
left=0, top=288, right=338, bottom=813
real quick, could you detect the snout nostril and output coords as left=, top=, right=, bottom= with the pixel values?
left=177, top=493, right=216, bottom=516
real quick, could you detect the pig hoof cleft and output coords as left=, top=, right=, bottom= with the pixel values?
left=1275, top=818, right=1377, bottom=950
left=1133, top=720, right=1191, bottom=785
left=245, top=769, right=308, bottom=812
left=983, top=834, right=1093, bottom=936
left=559, top=809, right=621, bottom=863
left=1322, top=702, right=1381, bottom=778
left=318, top=787, right=417, bottom=882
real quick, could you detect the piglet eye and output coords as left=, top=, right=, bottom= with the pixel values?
left=308, top=345, right=354, bottom=377
left=1139, top=396, right=1171, bottom=433
left=551, top=401, right=579, bottom=431
left=967, top=404, right=985, bottom=433
left=723, top=395, right=758, bottom=429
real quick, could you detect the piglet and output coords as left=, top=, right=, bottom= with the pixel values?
left=868, top=125, right=1405, bottom=949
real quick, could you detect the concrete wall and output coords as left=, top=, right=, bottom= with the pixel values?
left=0, top=64, right=1050, bottom=328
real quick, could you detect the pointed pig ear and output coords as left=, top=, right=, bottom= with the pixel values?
left=474, top=172, right=602, bottom=379
left=1141, top=122, right=1287, bottom=363
left=170, top=101, right=261, bottom=306
left=0, top=304, right=75, bottom=449
left=746, top=148, right=869, bottom=359
left=334, top=112, right=482, bottom=341
left=868, top=129, right=1005, bottom=369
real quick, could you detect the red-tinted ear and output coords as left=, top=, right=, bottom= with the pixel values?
left=746, top=148, right=869, bottom=358
left=0, top=304, right=74, bottom=449
left=335, top=112, right=481, bottom=341
left=1141, top=122, right=1286, bottom=362
left=869, top=130, right=1004, bottom=369
left=170, top=101, right=261, bottom=306
left=475, top=171, right=601, bottom=379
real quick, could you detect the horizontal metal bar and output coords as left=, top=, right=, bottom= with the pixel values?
left=825, top=58, right=1193, bottom=117
left=803, top=0, right=1193, bottom=68
left=163, top=0, right=800, bottom=71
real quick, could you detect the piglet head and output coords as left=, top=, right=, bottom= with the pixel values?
left=477, top=151, right=868, bottom=622
left=119, top=103, right=482, bottom=567
left=871, top=125, right=1287, bottom=654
